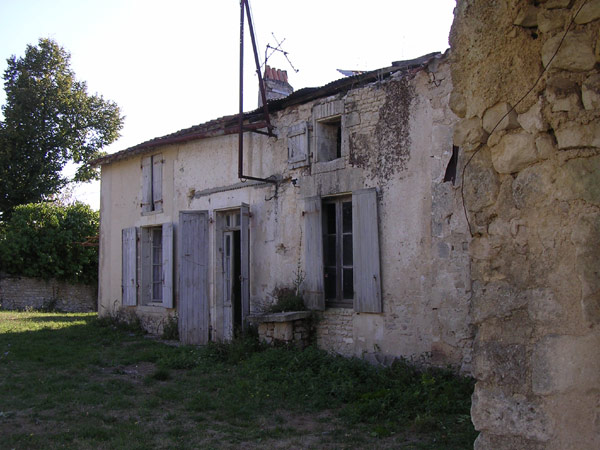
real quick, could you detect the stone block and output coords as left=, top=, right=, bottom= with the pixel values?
left=542, top=31, right=596, bottom=72
left=531, top=333, right=600, bottom=395
left=555, top=122, right=600, bottom=149
left=537, top=9, right=567, bottom=33
left=471, top=281, right=529, bottom=323
left=527, top=288, right=563, bottom=323
left=518, top=98, right=548, bottom=133
left=554, top=155, right=600, bottom=204
left=544, top=392, right=600, bottom=450
left=471, top=385, right=552, bottom=441
left=574, top=0, right=600, bottom=25
left=453, top=116, right=487, bottom=148
left=482, top=102, right=520, bottom=133
left=545, top=0, right=572, bottom=9
left=535, top=133, right=555, bottom=159
left=273, top=322, right=293, bottom=341
left=546, top=77, right=582, bottom=112
left=449, top=91, right=467, bottom=118
left=512, top=162, right=555, bottom=209
left=490, top=131, right=538, bottom=174
left=463, top=149, right=500, bottom=212
left=473, top=342, right=528, bottom=387
left=582, top=73, right=600, bottom=110
left=514, top=5, right=539, bottom=27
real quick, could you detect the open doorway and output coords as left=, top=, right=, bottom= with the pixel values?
left=223, top=227, right=242, bottom=334
left=217, top=205, right=249, bottom=341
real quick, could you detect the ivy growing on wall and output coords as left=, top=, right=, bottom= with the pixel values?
left=0, top=202, right=99, bottom=284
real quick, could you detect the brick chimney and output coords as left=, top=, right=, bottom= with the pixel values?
left=258, top=65, right=293, bottom=107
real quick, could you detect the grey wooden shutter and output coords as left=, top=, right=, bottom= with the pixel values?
left=303, top=196, right=325, bottom=310
left=141, top=156, right=152, bottom=213
left=240, top=203, right=250, bottom=329
left=352, top=188, right=382, bottom=313
left=288, top=122, right=309, bottom=168
left=179, top=211, right=209, bottom=345
left=152, top=154, right=163, bottom=211
left=161, top=223, right=173, bottom=308
left=122, top=227, right=138, bottom=306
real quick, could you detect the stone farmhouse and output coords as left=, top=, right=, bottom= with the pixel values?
left=94, top=52, right=473, bottom=369
left=95, top=1, right=600, bottom=448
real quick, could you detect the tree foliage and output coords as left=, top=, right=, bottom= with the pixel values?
left=0, top=38, right=123, bottom=218
left=0, top=202, right=99, bottom=284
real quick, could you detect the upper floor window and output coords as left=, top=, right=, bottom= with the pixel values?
left=141, top=154, right=163, bottom=214
left=312, top=99, right=346, bottom=168
left=316, top=116, right=342, bottom=162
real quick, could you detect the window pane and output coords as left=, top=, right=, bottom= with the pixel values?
left=342, top=202, right=352, bottom=233
left=343, top=268, right=353, bottom=299
left=343, top=234, right=353, bottom=266
left=325, top=203, right=336, bottom=234
left=324, top=267, right=336, bottom=299
left=324, top=235, right=336, bottom=266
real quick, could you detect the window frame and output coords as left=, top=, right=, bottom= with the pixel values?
left=322, top=195, right=354, bottom=308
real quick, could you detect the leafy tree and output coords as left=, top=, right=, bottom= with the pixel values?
left=0, top=202, right=99, bottom=284
left=0, top=38, right=123, bottom=218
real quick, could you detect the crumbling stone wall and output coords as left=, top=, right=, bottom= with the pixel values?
left=450, top=1, right=600, bottom=448
left=0, top=274, right=96, bottom=312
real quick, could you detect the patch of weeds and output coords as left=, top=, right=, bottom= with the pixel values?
left=200, top=331, right=264, bottom=364
left=94, top=308, right=145, bottom=335
left=161, top=314, right=179, bottom=340
left=268, top=287, right=306, bottom=313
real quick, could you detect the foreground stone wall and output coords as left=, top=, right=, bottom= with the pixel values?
left=450, top=1, right=600, bottom=448
left=0, top=274, right=97, bottom=312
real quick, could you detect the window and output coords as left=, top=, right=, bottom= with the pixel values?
left=122, top=224, right=173, bottom=308
left=322, top=197, right=353, bottom=307
left=302, top=188, right=381, bottom=313
left=141, top=154, right=163, bottom=213
left=315, top=116, right=342, bottom=162
left=312, top=99, right=345, bottom=164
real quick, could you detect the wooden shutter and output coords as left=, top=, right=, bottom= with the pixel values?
left=161, top=223, right=173, bottom=308
left=122, top=227, right=137, bottom=306
left=240, top=203, right=250, bottom=329
left=288, top=122, right=309, bottom=167
left=303, top=196, right=325, bottom=310
left=152, top=154, right=163, bottom=211
left=141, top=156, right=152, bottom=213
left=352, top=188, right=382, bottom=313
left=179, top=211, right=209, bottom=345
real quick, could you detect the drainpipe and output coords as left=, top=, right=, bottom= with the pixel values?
left=238, top=0, right=277, bottom=184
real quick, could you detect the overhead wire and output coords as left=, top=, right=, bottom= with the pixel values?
left=460, top=0, right=590, bottom=237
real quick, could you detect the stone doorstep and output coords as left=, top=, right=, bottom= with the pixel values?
left=247, top=310, right=312, bottom=324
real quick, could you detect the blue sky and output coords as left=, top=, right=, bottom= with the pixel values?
left=0, top=0, right=455, bottom=208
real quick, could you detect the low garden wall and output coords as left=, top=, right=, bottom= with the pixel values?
left=0, top=273, right=96, bottom=312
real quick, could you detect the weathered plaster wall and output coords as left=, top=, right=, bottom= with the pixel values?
left=98, top=57, right=472, bottom=370
left=450, top=0, right=600, bottom=448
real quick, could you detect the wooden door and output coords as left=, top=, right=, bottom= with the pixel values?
left=179, top=211, right=209, bottom=344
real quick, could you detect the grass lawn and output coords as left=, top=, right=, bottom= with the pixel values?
left=0, top=311, right=477, bottom=449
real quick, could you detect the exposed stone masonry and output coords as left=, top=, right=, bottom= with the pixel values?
left=0, top=274, right=96, bottom=312
left=451, top=1, right=600, bottom=448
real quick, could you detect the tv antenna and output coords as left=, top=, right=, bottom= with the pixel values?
left=263, top=33, right=299, bottom=74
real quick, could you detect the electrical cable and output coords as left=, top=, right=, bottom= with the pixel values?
left=460, top=0, right=590, bottom=237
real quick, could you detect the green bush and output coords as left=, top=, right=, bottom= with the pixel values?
left=0, top=201, right=99, bottom=284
